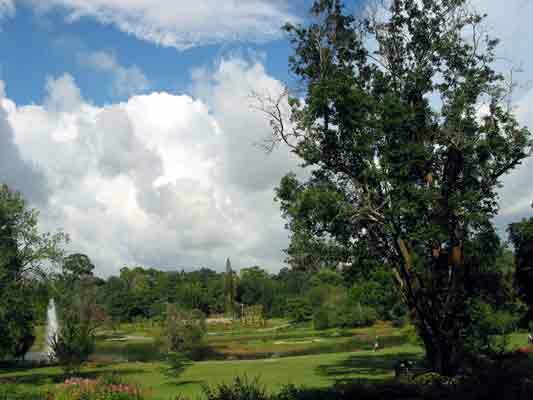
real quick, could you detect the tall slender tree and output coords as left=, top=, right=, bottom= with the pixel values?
left=224, top=258, right=236, bottom=318
left=263, top=0, right=531, bottom=374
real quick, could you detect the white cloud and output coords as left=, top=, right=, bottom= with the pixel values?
left=0, top=80, right=49, bottom=204
left=4, top=58, right=300, bottom=276
left=44, top=74, right=84, bottom=113
left=79, top=50, right=150, bottom=97
left=469, top=0, right=533, bottom=225
left=29, top=0, right=298, bottom=50
left=0, top=0, right=15, bottom=21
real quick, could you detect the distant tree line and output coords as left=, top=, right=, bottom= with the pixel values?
left=85, top=260, right=406, bottom=328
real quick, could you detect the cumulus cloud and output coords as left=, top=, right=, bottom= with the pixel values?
left=28, top=0, right=298, bottom=50
left=4, top=58, right=300, bottom=276
left=470, top=0, right=533, bottom=226
left=0, top=0, right=15, bottom=21
left=79, top=51, right=150, bottom=97
left=0, top=81, right=49, bottom=204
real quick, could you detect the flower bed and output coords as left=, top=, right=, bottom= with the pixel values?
left=56, top=377, right=143, bottom=400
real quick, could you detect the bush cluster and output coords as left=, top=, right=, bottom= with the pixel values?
left=313, top=304, right=377, bottom=330
left=198, top=366, right=533, bottom=400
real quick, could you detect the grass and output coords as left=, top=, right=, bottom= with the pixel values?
left=30, top=320, right=407, bottom=362
left=15, top=320, right=531, bottom=400
left=0, top=344, right=423, bottom=400
left=206, top=322, right=409, bottom=359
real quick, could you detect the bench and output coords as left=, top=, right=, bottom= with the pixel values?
left=394, top=360, right=426, bottom=380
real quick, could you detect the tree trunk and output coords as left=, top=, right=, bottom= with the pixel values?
left=396, top=238, right=467, bottom=376
left=419, top=327, right=463, bottom=376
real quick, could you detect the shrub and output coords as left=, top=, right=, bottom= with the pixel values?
left=313, top=307, right=332, bottom=330
left=51, top=322, right=95, bottom=374
left=161, top=305, right=206, bottom=353
left=463, top=299, right=521, bottom=359
left=159, top=305, right=206, bottom=377
left=203, top=376, right=268, bottom=400
left=338, top=304, right=377, bottom=328
left=287, top=298, right=312, bottom=323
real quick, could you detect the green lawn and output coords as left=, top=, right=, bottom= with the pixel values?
left=15, top=320, right=530, bottom=400
left=31, top=320, right=409, bottom=362
left=0, top=344, right=422, bottom=400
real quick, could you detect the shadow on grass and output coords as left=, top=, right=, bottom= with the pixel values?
left=170, top=379, right=205, bottom=388
left=316, top=351, right=421, bottom=385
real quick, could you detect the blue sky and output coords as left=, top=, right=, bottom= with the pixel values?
left=0, top=0, right=532, bottom=276
left=0, top=3, right=292, bottom=105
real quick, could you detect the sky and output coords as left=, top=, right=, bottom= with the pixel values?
left=0, top=0, right=532, bottom=277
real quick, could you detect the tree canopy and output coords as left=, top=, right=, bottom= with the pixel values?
left=264, top=0, right=531, bottom=374
left=0, top=184, right=67, bottom=359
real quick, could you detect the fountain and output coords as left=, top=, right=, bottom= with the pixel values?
left=44, top=298, right=59, bottom=360
left=23, top=298, right=59, bottom=363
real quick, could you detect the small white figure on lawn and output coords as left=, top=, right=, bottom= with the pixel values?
left=373, top=335, right=380, bottom=352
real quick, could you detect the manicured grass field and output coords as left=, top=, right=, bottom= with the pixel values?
left=0, top=344, right=423, bottom=400
left=31, top=320, right=411, bottom=362
left=11, top=320, right=531, bottom=400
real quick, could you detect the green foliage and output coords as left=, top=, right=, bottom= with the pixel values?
left=53, top=269, right=106, bottom=374
left=312, top=306, right=332, bottom=330
left=336, top=303, right=377, bottom=328
left=225, top=259, right=237, bottom=317
left=0, top=184, right=66, bottom=360
left=309, top=269, right=344, bottom=287
left=51, top=325, right=96, bottom=374
left=160, top=304, right=206, bottom=356
left=238, top=267, right=275, bottom=316
left=508, top=218, right=533, bottom=321
left=401, top=324, right=422, bottom=346
left=203, top=376, right=268, bottom=400
left=463, top=299, right=521, bottom=357
left=348, top=268, right=404, bottom=321
left=267, top=0, right=532, bottom=375
left=63, top=254, right=95, bottom=280
left=287, top=297, right=312, bottom=322
left=0, top=385, right=48, bottom=400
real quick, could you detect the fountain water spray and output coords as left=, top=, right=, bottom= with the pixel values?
left=45, top=298, right=59, bottom=359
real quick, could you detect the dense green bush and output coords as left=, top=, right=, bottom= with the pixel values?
left=287, top=298, right=312, bottom=323
left=51, top=322, right=96, bottom=374
left=463, top=299, right=521, bottom=358
left=161, top=305, right=206, bottom=353
left=203, top=376, right=268, bottom=400
left=312, top=307, right=332, bottom=330
left=197, top=371, right=533, bottom=400
left=313, top=302, right=377, bottom=330
left=337, top=304, right=377, bottom=328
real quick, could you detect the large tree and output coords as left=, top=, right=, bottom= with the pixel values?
left=0, top=184, right=66, bottom=359
left=264, top=0, right=531, bottom=374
